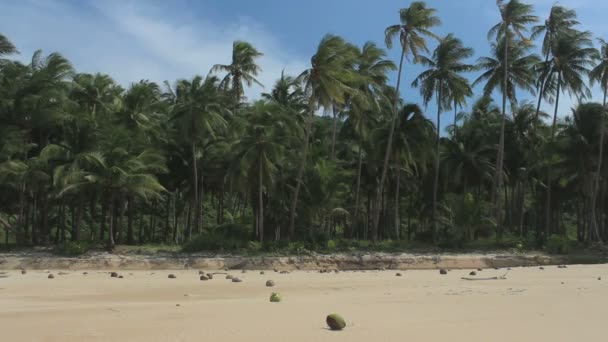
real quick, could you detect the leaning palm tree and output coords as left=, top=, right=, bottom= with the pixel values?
left=531, top=5, right=580, bottom=118
left=375, top=1, right=441, bottom=241
left=486, top=0, right=537, bottom=231
left=542, top=30, right=597, bottom=234
left=412, top=33, right=474, bottom=235
left=211, top=40, right=263, bottom=107
left=0, top=34, right=17, bottom=57
left=166, top=75, right=228, bottom=240
left=586, top=39, right=608, bottom=240
left=288, top=34, right=357, bottom=239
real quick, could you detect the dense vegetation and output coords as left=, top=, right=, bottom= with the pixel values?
left=1, top=1, right=608, bottom=254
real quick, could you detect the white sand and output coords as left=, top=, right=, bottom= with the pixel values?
left=1, top=265, right=607, bottom=341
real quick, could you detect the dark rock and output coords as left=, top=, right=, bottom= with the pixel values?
left=539, top=267, right=544, bottom=270
left=198, top=270, right=205, bottom=275
left=21, top=269, right=26, bottom=274
left=334, top=270, right=339, bottom=274
left=274, top=269, right=278, bottom=273
left=326, top=314, right=346, bottom=331
left=226, top=275, right=234, bottom=280
left=266, top=280, right=275, bottom=287
left=48, top=274, right=55, bottom=279
left=232, top=277, right=242, bottom=283
left=110, top=272, right=118, bottom=278
left=168, top=274, right=177, bottom=279
left=439, top=269, right=448, bottom=275
left=469, top=271, right=477, bottom=276
left=83, top=272, right=88, bottom=275
left=280, top=270, right=290, bottom=274
left=241, top=270, right=247, bottom=274
left=176, top=304, right=180, bottom=307
left=207, top=273, right=213, bottom=279
left=260, top=271, right=265, bottom=275
left=477, top=268, right=482, bottom=272
left=396, top=273, right=402, bottom=277
left=599, top=277, right=602, bottom=281
left=118, top=275, right=123, bottom=279
left=200, top=275, right=209, bottom=281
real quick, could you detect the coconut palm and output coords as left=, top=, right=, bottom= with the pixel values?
left=412, top=33, right=474, bottom=235
left=375, top=1, right=441, bottom=241
left=349, top=42, right=396, bottom=231
left=587, top=39, right=608, bottom=240
left=288, top=34, right=358, bottom=238
left=486, top=0, right=537, bottom=231
left=211, top=40, right=263, bottom=106
left=542, top=30, right=597, bottom=234
left=531, top=5, right=580, bottom=118
left=0, top=34, right=17, bottom=57
left=166, top=75, right=228, bottom=240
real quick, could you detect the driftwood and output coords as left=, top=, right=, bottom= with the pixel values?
left=461, top=271, right=509, bottom=281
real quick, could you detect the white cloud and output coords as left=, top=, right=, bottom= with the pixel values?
left=1, top=0, right=307, bottom=100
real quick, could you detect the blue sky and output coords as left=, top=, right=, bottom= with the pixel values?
left=3, top=0, right=608, bottom=132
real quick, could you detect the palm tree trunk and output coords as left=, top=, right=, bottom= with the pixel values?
left=289, top=94, right=315, bottom=239
left=331, top=105, right=339, bottom=160
left=394, top=160, right=401, bottom=239
left=546, top=77, right=561, bottom=238
left=492, top=29, right=509, bottom=240
left=107, top=194, right=115, bottom=250
left=259, top=155, right=264, bottom=243
left=353, top=120, right=364, bottom=236
left=371, top=38, right=408, bottom=242
left=432, top=87, right=443, bottom=237
left=590, top=90, right=607, bottom=241
left=190, top=141, right=199, bottom=241
left=127, top=198, right=134, bottom=244
left=100, top=201, right=107, bottom=241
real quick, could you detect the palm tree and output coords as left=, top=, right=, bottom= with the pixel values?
left=531, top=5, right=580, bottom=118
left=587, top=39, right=608, bottom=241
left=375, top=1, right=441, bottom=241
left=166, top=75, right=228, bottom=240
left=486, top=0, right=537, bottom=232
left=211, top=40, right=263, bottom=107
left=288, top=34, right=357, bottom=239
left=542, top=30, right=597, bottom=234
left=349, top=42, right=396, bottom=232
left=232, top=101, right=297, bottom=242
left=412, top=33, right=474, bottom=235
left=0, top=34, right=17, bottom=57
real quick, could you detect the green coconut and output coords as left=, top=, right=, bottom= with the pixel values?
left=269, top=292, right=282, bottom=302
left=326, top=313, right=346, bottom=330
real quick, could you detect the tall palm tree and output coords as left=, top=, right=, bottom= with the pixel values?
left=211, top=40, right=263, bottom=106
left=587, top=39, right=608, bottom=240
left=412, top=33, right=474, bottom=235
left=542, top=30, right=597, bottom=234
left=531, top=5, right=580, bottom=118
left=486, top=0, right=537, bottom=231
left=0, top=34, right=17, bottom=57
left=288, top=34, right=357, bottom=238
left=350, top=42, right=396, bottom=232
left=375, top=1, right=441, bottom=241
left=166, top=75, right=228, bottom=240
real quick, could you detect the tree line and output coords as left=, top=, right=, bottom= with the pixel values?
left=1, top=0, right=608, bottom=252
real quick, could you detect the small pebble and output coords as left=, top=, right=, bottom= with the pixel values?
left=266, top=280, right=275, bottom=287
left=260, top=271, right=265, bottom=275
left=439, top=269, right=447, bottom=275
left=48, top=274, right=55, bottom=279
left=168, top=274, right=176, bottom=279
left=110, top=272, right=118, bottom=278
left=396, top=273, right=402, bottom=277
left=469, top=271, right=477, bottom=276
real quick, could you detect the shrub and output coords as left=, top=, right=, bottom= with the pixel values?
left=326, top=240, right=337, bottom=251
left=546, top=235, right=571, bottom=255
left=182, top=223, right=251, bottom=252
left=55, top=241, right=89, bottom=256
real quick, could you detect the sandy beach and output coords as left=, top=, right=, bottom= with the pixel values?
left=1, top=264, right=607, bottom=342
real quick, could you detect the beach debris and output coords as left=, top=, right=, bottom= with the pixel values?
left=270, top=292, right=282, bottom=302
left=469, top=271, right=477, bottom=276
left=260, top=271, right=265, bottom=275
left=558, top=265, right=568, bottom=269
left=207, top=273, right=213, bottom=279
left=58, top=272, right=69, bottom=275
left=198, top=270, right=205, bottom=275
left=477, top=268, right=482, bottom=272
left=176, top=304, right=180, bottom=307
left=21, top=269, right=27, bottom=274
left=266, top=280, right=275, bottom=287
left=224, top=268, right=229, bottom=271
left=200, top=275, right=209, bottom=281
left=226, top=275, right=234, bottom=280
left=274, top=269, right=278, bottom=273
left=335, top=270, right=340, bottom=274
left=241, top=270, right=247, bottom=273
left=168, top=274, right=177, bottom=279
left=118, top=275, right=123, bottom=279
left=110, top=272, right=118, bottom=278
left=599, top=277, right=602, bottom=281
left=83, top=272, right=88, bottom=275
left=280, top=270, right=290, bottom=274
left=439, top=269, right=448, bottom=275
left=48, top=274, right=55, bottom=279
left=462, top=271, right=509, bottom=281
left=232, top=277, right=242, bottom=283
left=396, top=273, right=402, bottom=277
left=539, top=267, right=544, bottom=270
left=326, top=313, right=346, bottom=331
